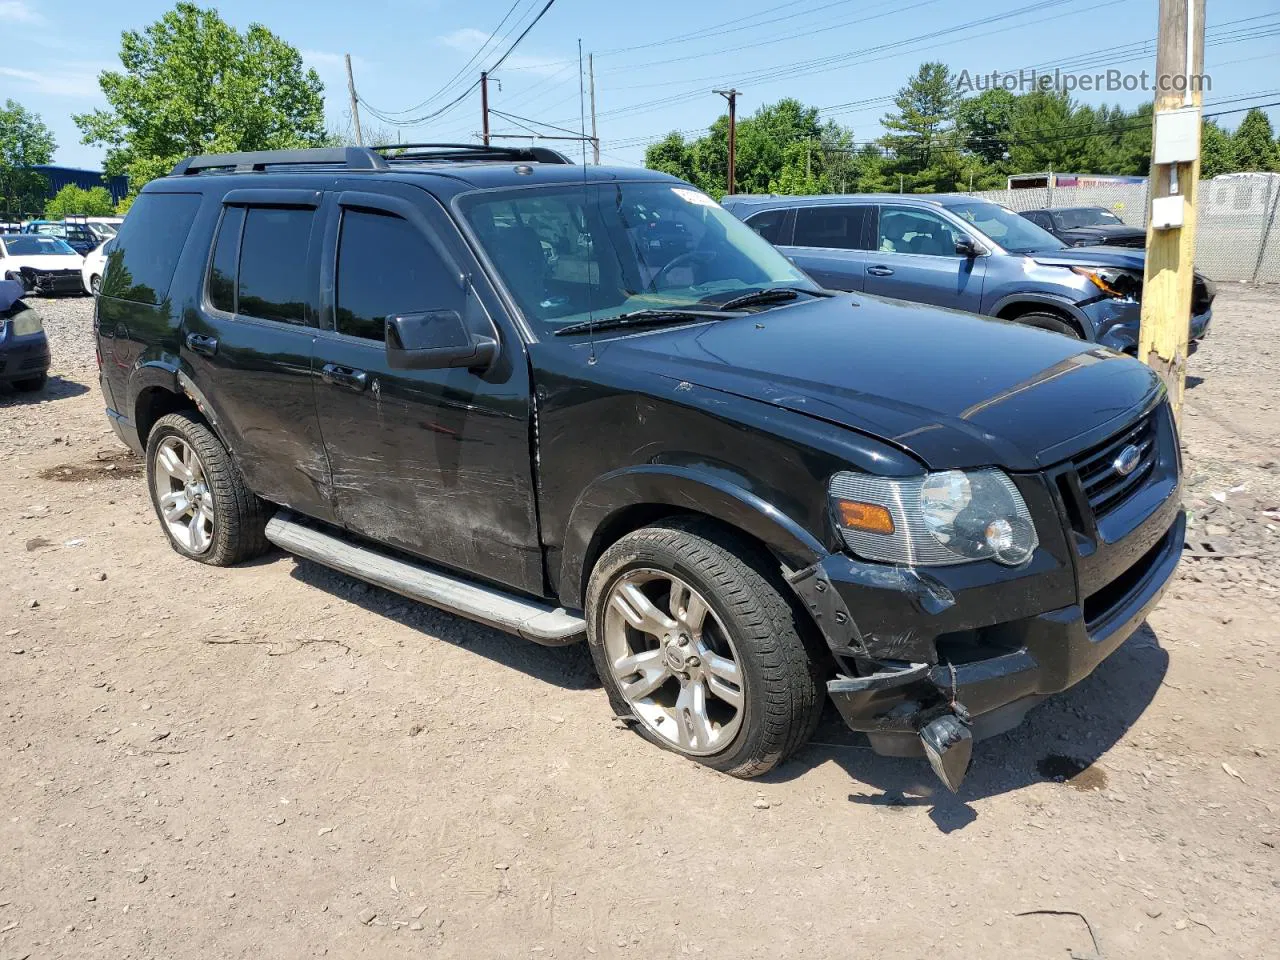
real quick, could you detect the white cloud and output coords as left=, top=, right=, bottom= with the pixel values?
left=0, top=0, right=42, bottom=23
left=437, top=28, right=565, bottom=78
left=0, top=64, right=106, bottom=98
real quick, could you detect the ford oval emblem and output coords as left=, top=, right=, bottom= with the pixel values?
left=1113, top=443, right=1142, bottom=477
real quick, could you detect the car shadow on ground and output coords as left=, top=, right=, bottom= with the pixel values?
left=285, top=555, right=601, bottom=691
left=0, top=376, right=89, bottom=405
left=765, top=624, right=1169, bottom=833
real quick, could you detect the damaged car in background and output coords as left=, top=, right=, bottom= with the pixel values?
left=96, top=146, right=1184, bottom=791
left=0, top=233, right=85, bottom=296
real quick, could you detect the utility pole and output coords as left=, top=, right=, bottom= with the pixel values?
left=345, top=53, right=364, bottom=147
left=1138, top=0, right=1205, bottom=421
left=480, top=71, right=491, bottom=146
left=588, top=54, right=600, bottom=164
left=713, top=89, right=740, bottom=194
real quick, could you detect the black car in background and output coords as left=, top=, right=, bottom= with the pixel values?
left=0, top=278, right=50, bottom=392
left=95, top=145, right=1184, bottom=792
left=1020, top=206, right=1147, bottom=248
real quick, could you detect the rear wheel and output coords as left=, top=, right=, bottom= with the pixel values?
left=89, top=275, right=102, bottom=295
left=146, top=411, right=270, bottom=566
left=586, top=518, right=825, bottom=778
left=1012, top=310, right=1084, bottom=339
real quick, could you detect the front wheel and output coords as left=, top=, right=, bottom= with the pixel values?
left=145, top=411, right=270, bottom=566
left=1013, top=310, right=1085, bottom=339
left=586, top=519, right=825, bottom=778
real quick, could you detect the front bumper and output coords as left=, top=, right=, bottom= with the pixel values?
left=0, top=330, right=51, bottom=383
left=1090, top=299, right=1212, bottom=353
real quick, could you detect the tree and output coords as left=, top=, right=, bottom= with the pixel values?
left=1007, top=91, right=1093, bottom=174
left=1199, top=119, right=1235, bottom=179
left=880, top=62, right=962, bottom=180
left=0, top=99, right=55, bottom=218
left=74, top=2, right=327, bottom=190
left=1230, top=109, right=1280, bottom=173
left=956, top=88, right=1016, bottom=167
left=644, top=133, right=694, bottom=182
left=45, top=185, right=117, bottom=218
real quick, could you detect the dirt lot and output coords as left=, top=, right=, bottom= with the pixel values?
left=2, top=289, right=1278, bottom=960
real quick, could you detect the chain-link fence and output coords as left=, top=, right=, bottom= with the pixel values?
left=967, top=175, right=1280, bottom=284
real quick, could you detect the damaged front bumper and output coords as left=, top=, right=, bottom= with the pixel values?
left=790, top=461, right=1184, bottom=788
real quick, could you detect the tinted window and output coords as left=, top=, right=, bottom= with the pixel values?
left=744, top=208, right=789, bottom=244
left=793, top=206, right=870, bottom=250
left=876, top=207, right=963, bottom=257
left=101, top=192, right=201, bottom=304
left=237, top=207, right=313, bottom=325
left=207, top=206, right=244, bottom=314
left=336, top=208, right=460, bottom=341
left=4, top=236, right=77, bottom=256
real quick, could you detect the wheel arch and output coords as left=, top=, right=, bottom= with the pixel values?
left=990, top=293, right=1092, bottom=338
left=558, top=464, right=828, bottom=610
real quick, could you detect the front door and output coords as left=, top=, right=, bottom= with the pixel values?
left=311, top=183, right=544, bottom=595
left=863, top=205, right=986, bottom=310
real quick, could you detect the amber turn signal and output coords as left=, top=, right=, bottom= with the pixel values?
left=836, top=500, right=895, bottom=535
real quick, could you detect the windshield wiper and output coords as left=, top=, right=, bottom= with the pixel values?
left=552, top=307, right=741, bottom=337
left=711, top=286, right=836, bottom=311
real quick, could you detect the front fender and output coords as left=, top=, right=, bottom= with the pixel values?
left=986, top=292, right=1095, bottom=337
left=558, top=463, right=828, bottom=609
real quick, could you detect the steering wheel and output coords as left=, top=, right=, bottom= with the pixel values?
left=649, top=249, right=718, bottom=291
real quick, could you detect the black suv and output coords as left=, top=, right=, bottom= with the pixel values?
left=1020, top=206, right=1148, bottom=248
left=96, top=145, right=1184, bottom=790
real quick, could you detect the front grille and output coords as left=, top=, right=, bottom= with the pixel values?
left=1072, top=413, right=1157, bottom=519
left=1107, top=235, right=1146, bottom=248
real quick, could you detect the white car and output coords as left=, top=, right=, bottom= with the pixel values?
left=82, top=238, right=114, bottom=295
left=0, top=234, right=85, bottom=296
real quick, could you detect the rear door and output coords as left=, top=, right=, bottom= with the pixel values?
left=779, top=204, right=872, bottom=291
left=310, top=181, right=544, bottom=596
left=863, top=205, right=986, bottom=310
left=180, top=190, right=334, bottom=521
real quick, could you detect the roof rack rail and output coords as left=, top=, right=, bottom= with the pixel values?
left=169, top=147, right=389, bottom=177
left=369, top=142, right=572, bottom=165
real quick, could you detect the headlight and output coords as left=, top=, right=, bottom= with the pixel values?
left=830, top=469, right=1038, bottom=566
left=1070, top=265, right=1142, bottom=301
left=8, top=306, right=44, bottom=337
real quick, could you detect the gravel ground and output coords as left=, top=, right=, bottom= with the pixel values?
left=1, top=289, right=1278, bottom=960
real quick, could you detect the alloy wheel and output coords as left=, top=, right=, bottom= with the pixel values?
left=153, top=435, right=216, bottom=554
left=602, top=569, right=745, bottom=755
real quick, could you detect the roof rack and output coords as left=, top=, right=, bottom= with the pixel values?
left=169, top=147, right=389, bottom=177
left=370, top=143, right=572, bottom=165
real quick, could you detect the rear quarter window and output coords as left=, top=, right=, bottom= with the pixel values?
left=101, top=192, right=201, bottom=305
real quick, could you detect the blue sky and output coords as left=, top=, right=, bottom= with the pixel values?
left=3, top=0, right=1278, bottom=173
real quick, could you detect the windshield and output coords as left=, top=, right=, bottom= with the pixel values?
left=947, top=200, right=1065, bottom=254
left=31, top=223, right=66, bottom=237
left=88, top=221, right=118, bottom=239
left=1055, top=207, right=1124, bottom=229
left=4, top=236, right=77, bottom=256
left=457, top=180, right=813, bottom=335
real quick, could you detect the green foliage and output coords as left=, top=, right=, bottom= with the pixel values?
left=644, top=61, right=1276, bottom=195
left=74, top=2, right=327, bottom=190
left=1199, top=120, right=1235, bottom=179
left=0, top=99, right=55, bottom=217
left=45, top=185, right=117, bottom=218
left=1230, top=109, right=1280, bottom=173
left=115, top=194, right=135, bottom=216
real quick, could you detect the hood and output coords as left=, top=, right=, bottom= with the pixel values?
left=601, top=294, right=1160, bottom=471
left=1059, top=223, right=1146, bottom=240
left=1030, top=245, right=1146, bottom=270
left=7, top=253, right=83, bottom=270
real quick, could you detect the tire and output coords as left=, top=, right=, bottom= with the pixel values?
left=4, top=271, right=30, bottom=293
left=1013, top=310, right=1084, bottom=339
left=12, top=373, right=47, bottom=392
left=145, top=411, right=270, bottom=566
left=89, top=275, right=101, bottom=295
left=586, top=517, right=825, bottom=778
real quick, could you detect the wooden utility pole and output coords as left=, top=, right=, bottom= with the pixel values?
left=1139, top=0, right=1206, bottom=421
left=713, top=88, right=740, bottom=194
left=345, top=54, right=364, bottom=147
left=480, top=72, right=491, bottom=146
left=588, top=54, right=600, bottom=164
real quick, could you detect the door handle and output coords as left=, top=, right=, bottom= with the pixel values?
left=185, top=332, right=218, bottom=356
left=867, top=265, right=895, bottom=277
left=321, top=363, right=368, bottom=392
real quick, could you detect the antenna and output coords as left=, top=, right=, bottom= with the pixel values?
left=578, top=38, right=596, bottom=364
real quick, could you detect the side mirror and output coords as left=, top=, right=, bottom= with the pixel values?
left=955, top=236, right=981, bottom=258
left=385, top=311, right=497, bottom=372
